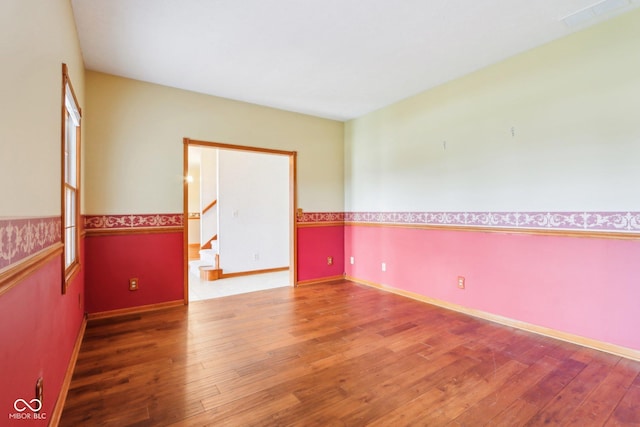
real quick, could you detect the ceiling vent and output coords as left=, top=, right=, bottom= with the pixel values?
left=561, top=0, right=633, bottom=28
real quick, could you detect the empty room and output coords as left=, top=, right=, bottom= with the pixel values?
left=2, top=0, right=640, bottom=425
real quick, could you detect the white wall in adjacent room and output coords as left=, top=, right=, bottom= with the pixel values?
left=199, top=148, right=217, bottom=247
left=217, top=149, right=289, bottom=273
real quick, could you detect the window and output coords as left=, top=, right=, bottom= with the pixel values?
left=62, top=64, right=81, bottom=292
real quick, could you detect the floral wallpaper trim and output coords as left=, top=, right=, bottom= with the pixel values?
left=297, top=212, right=345, bottom=223
left=0, top=217, right=62, bottom=271
left=84, top=214, right=184, bottom=230
left=298, top=211, right=640, bottom=233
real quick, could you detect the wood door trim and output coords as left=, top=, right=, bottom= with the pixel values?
left=187, top=139, right=296, bottom=156
left=183, top=138, right=298, bottom=304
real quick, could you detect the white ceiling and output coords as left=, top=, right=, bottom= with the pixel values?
left=71, top=0, right=640, bottom=121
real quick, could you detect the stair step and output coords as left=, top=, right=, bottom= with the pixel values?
left=199, top=265, right=223, bottom=281
left=199, top=249, right=217, bottom=266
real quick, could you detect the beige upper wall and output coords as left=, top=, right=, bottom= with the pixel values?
left=84, top=72, right=344, bottom=214
left=345, top=8, right=640, bottom=212
left=0, top=0, right=85, bottom=216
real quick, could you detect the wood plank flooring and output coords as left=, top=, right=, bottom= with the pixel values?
left=60, top=280, right=640, bottom=426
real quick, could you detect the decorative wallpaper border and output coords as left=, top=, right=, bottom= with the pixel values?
left=0, top=217, right=61, bottom=271
left=84, top=214, right=183, bottom=230
left=298, top=211, right=640, bottom=234
left=298, top=212, right=345, bottom=223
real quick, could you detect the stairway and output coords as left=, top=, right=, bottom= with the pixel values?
left=190, top=246, right=222, bottom=281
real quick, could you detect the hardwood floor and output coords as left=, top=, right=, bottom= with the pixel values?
left=60, top=280, right=640, bottom=426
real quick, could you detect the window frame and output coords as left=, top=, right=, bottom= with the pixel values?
left=61, top=64, right=82, bottom=293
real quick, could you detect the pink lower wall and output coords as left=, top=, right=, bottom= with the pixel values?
left=345, top=224, right=640, bottom=352
left=297, top=225, right=345, bottom=282
left=3, top=210, right=637, bottom=425
left=0, top=248, right=85, bottom=425
left=84, top=232, right=183, bottom=313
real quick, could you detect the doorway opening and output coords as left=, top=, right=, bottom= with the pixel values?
left=183, top=138, right=297, bottom=304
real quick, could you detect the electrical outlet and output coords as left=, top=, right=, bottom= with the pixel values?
left=350, top=256, right=354, bottom=265
left=458, top=276, right=465, bottom=289
left=382, top=262, right=386, bottom=272
left=327, top=256, right=333, bottom=265
left=129, top=278, right=139, bottom=291
left=253, top=252, right=260, bottom=261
